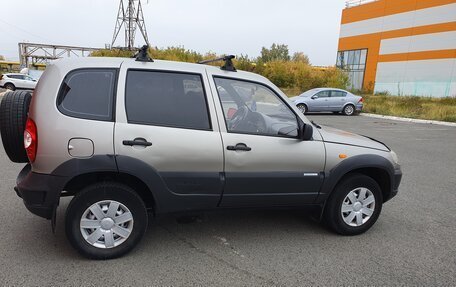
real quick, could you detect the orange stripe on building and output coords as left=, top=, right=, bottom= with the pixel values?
left=341, top=0, right=456, bottom=24
left=338, top=22, right=456, bottom=89
left=378, top=49, right=456, bottom=62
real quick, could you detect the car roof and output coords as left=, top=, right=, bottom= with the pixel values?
left=51, top=57, right=270, bottom=83
left=311, top=87, right=349, bottom=92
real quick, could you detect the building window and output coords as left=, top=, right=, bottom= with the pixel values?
left=337, top=49, right=367, bottom=90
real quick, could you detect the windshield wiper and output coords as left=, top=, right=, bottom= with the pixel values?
left=311, top=120, right=321, bottom=129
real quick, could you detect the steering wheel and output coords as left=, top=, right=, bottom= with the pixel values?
left=229, top=106, right=249, bottom=130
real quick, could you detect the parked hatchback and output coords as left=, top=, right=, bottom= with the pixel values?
left=290, top=88, right=363, bottom=116
left=0, top=73, right=37, bottom=91
left=0, top=52, right=401, bottom=259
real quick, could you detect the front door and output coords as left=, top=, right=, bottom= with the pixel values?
left=328, top=90, right=348, bottom=111
left=309, top=90, right=330, bottom=111
left=210, top=76, right=326, bottom=207
left=114, top=64, right=224, bottom=213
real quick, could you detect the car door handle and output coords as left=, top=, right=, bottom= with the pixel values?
left=227, top=143, right=251, bottom=151
left=123, top=138, right=152, bottom=147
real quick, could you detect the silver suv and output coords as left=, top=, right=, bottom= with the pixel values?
left=0, top=52, right=402, bottom=259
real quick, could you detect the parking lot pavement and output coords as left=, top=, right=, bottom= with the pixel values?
left=0, top=114, right=455, bottom=286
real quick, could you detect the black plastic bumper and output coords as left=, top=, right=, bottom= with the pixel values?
left=15, top=164, right=67, bottom=219
left=385, top=167, right=402, bottom=202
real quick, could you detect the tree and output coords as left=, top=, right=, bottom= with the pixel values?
left=0, top=55, right=4, bottom=61
left=259, top=43, right=290, bottom=62
left=292, top=52, right=310, bottom=65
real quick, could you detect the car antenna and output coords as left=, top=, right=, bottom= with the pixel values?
left=133, top=45, right=153, bottom=62
left=198, top=55, right=237, bottom=72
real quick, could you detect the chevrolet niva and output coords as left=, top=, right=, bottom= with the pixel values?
left=0, top=50, right=402, bottom=259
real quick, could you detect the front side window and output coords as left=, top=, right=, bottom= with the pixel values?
left=57, top=69, right=117, bottom=121
left=214, top=77, right=298, bottom=138
left=315, top=91, right=330, bottom=98
left=125, top=70, right=211, bottom=130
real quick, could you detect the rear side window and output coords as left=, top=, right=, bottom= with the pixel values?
left=57, top=69, right=117, bottom=121
left=125, top=70, right=211, bottom=130
left=331, top=91, right=347, bottom=98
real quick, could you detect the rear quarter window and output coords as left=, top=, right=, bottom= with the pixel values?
left=57, top=69, right=117, bottom=121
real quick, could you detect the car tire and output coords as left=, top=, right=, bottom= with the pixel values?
left=297, top=104, right=308, bottom=114
left=343, top=104, right=355, bottom=116
left=4, top=83, right=15, bottom=91
left=324, top=174, right=383, bottom=235
left=0, top=90, right=32, bottom=163
left=65, top=182, right=148, bottom=260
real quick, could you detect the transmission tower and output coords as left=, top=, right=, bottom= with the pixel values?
left=111, top=0, right=150, bottom=50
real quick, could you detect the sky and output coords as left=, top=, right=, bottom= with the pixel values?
left=0, top=0, right=346, bottom=66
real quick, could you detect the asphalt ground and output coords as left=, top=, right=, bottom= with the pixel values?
left=0, top=113, right=455, bottom=286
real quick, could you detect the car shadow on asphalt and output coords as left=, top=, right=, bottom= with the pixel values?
left=34, top=199, right=330, bottom=260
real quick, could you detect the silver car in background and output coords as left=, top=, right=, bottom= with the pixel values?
left=290, top=88, right=363, bottom=116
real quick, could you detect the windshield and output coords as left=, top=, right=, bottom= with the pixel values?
left=299, top=89, right=320, bottom=97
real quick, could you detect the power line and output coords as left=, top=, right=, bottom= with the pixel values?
left=0, top=18, right=52, bottom=42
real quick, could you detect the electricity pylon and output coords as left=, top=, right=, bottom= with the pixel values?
left=111, top=0, right=150, bottom=50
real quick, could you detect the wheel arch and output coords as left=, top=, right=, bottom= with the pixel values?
left=317, top=154, right=395, bottom=204
left=62, top=171, right=156, bottom=212
left=3, top=82, right=15, bottom=88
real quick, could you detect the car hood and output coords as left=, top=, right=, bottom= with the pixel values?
left=318, top=125, right=389, bottom=151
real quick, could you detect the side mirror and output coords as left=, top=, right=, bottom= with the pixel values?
left=311, top=95, right=318, bottom=100
left=301, top=123, right=313, bottom=141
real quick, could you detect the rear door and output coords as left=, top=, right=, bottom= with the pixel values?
left=114, top=62, right=224, bottom=213
left=329, top=90, right=347, bottom=111
left=208, top=75, right=326, bottom=207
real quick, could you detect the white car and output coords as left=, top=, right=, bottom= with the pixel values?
left=0, top=73, right=37, bottom=91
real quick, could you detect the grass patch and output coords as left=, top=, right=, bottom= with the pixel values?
left=363, top=95, right=456, bottom=122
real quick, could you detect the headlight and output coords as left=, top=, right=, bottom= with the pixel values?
left=390, top=150, right=399, bottom=165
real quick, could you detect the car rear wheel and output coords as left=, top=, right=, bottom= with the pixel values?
left=297, top=104, right=307, bottom=114
left=324, top=174, right=382, bottom=235
left=4, top=83, right=15, bottom=91
left=0, top=91, right=32, bottom=162
left=343, top=104, right=355, bottom=116
left=65, top=182, right=148, bottom=260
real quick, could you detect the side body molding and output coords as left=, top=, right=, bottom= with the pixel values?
left=316, top=154, right=396, bottom=203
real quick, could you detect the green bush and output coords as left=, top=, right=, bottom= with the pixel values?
left=90, top=43, right=349, bottom=93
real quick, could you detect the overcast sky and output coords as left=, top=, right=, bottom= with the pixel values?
left=0, top=0, right=345, bottom=66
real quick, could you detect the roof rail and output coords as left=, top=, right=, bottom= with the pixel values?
left=198, top=55, right=237, bottom=72
left=134, top=45, right=153, bottom=62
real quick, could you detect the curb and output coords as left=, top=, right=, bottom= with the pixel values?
left=360, top=113, right=456, bottom=127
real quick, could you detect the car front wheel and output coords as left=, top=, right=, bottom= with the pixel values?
left=65, top=182, right=148, bottom=259
left=297, top=104, right=307, bottom=114
left=324, top=174, right=382, bottom=235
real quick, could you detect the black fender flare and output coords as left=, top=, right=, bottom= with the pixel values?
left=53, top=155, right=220, bottom=214
left=316, top=154, right=396, bottom=203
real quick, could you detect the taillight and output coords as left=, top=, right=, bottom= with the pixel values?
left=24, top=118, right=38, bottom=162
left=358, top=97, right=364, bottom=103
